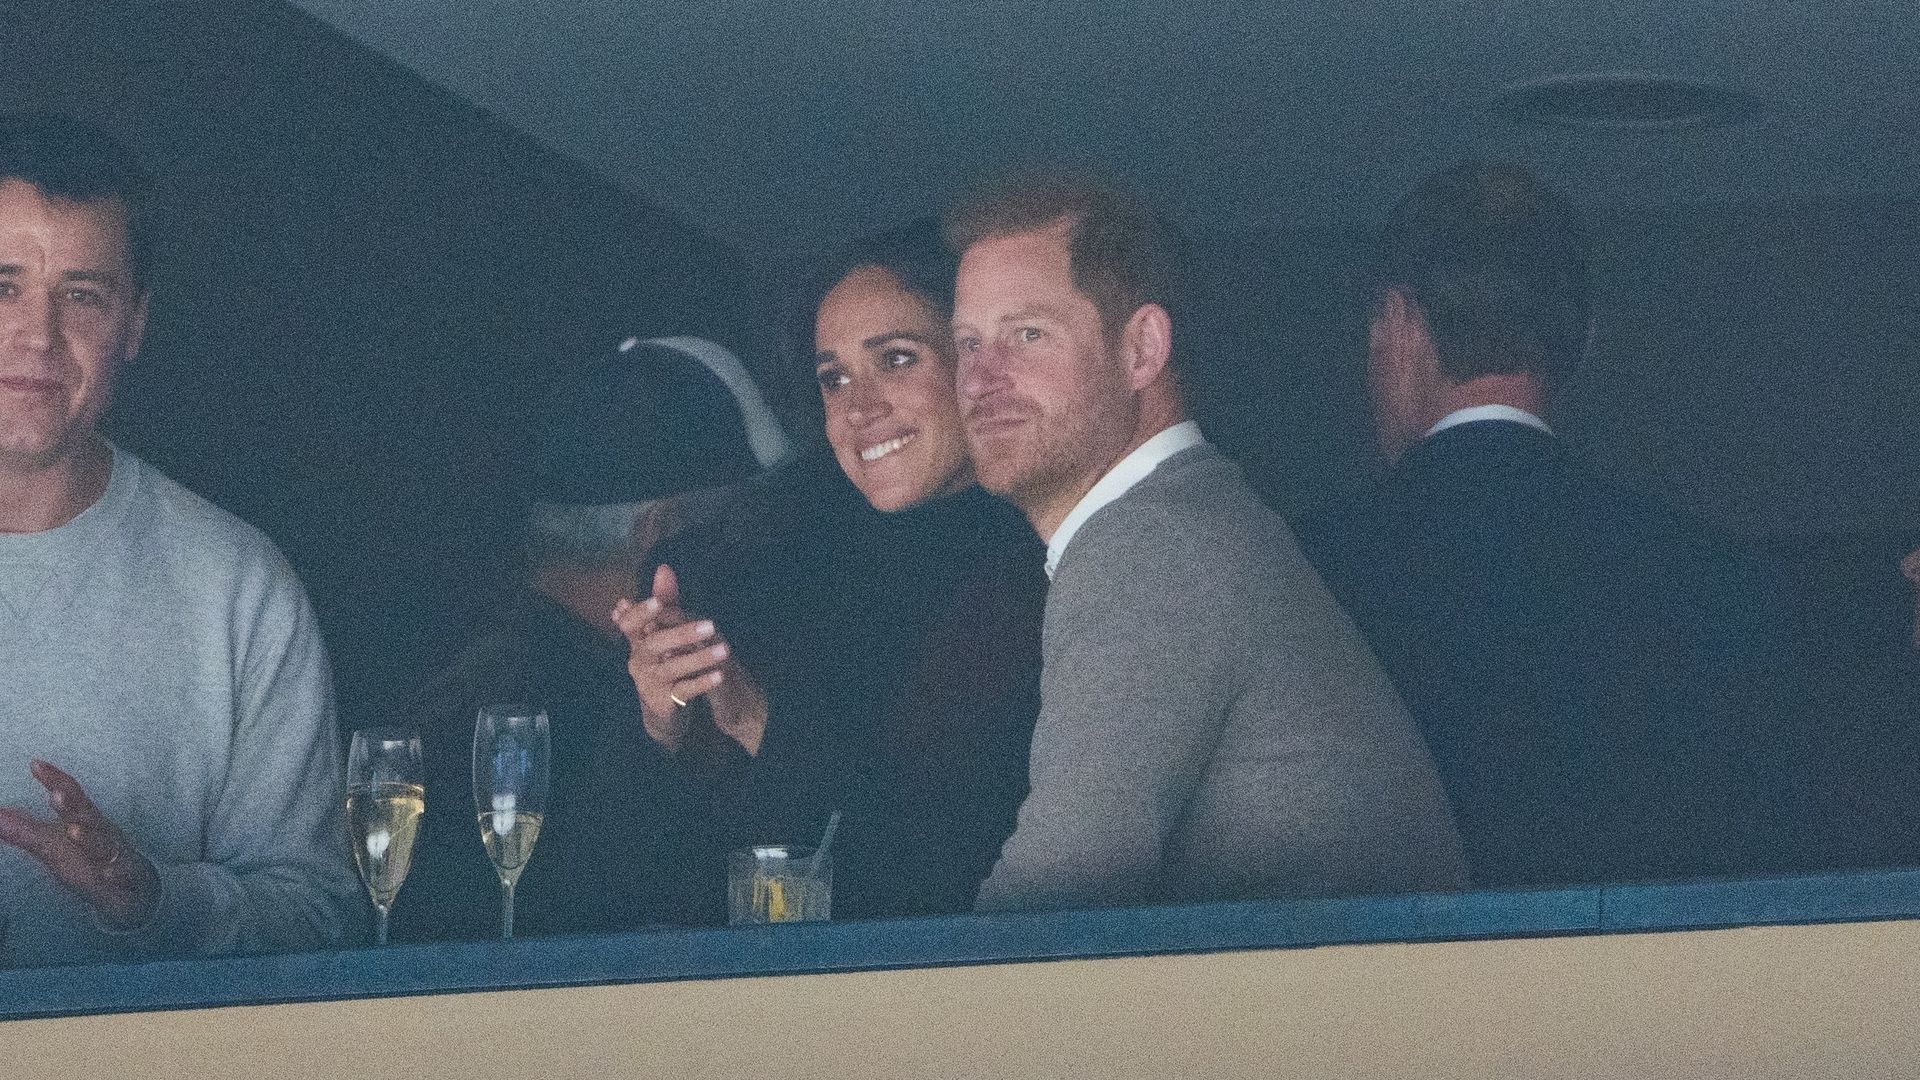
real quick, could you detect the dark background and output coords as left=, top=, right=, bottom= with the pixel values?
left=4, top=1, right=1914, bottom=831
left=3, top=0, right=755, bottom=725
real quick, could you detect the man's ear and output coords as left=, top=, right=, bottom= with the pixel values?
left=1121, top=302, right=1173, bottom=392
left=1373, top=287, right=1416, bottom=349
left=122, top=291, right=149, bottom=365
left=1371, top=287, right=1440, bottom=380
left=1367, top=287, right=1446, bottom=463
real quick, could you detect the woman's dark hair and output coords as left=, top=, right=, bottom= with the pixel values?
left=784, top=218, right=958, bottom=376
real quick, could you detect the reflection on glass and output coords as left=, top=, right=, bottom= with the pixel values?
left=472, top=705, right=550, bottom=941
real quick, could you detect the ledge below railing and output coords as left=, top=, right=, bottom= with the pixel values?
left=4, top=866, right=1918, bottom=1023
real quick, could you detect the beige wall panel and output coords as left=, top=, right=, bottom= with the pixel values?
left=4, top=920, right=1918, bottom=1079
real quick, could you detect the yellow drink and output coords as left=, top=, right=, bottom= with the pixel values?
left=347, top=781, right=425, bottom=909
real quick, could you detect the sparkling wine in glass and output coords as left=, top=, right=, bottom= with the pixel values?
left=346, top=728, right=425, bottom=946
left=472, top=705, right=549, bottom=941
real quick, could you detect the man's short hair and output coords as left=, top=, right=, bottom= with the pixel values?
left=1373, top=161, right=1590, bottom=388
left=0, top=113, right=154, bottom=290
left=944, top=172, right=1185, bottom=350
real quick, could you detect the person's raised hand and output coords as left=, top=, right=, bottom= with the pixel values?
left=0, top=760, right=161, bottom=930
left=612, top=563, right=730, bottom=752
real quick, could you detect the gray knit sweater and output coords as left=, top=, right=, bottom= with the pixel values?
left=0, top=448, right=359, bottom=965
left=976, top=445, right=1465, bottom=910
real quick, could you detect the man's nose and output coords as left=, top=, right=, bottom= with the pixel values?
left=6, top=291, right=58, bottom=354
left=958, top=344, right=1009, bottom=404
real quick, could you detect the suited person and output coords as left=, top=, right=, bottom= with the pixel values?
left=948, top=175, right=1465, bottom=911
left=1296, top=161, right=1818, bottom=889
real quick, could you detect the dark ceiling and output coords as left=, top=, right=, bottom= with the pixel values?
left=289, top=0, right=1920, bottom=264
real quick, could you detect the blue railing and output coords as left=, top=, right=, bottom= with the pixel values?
left=4, top=867, right=1918, bottom=1022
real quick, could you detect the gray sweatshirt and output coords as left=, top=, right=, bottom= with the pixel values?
left=0, top=448, right=359, bottom=965
left=976, top=444, right=1466, bottom=911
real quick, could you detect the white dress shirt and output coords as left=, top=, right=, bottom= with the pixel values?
left=1045, top=420, right=1205, bottom=579
left=1424, top=404, right=1553, bottom=440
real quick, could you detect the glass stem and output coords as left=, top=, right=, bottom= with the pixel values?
left=375, top=905, right=390, bottom=947
left=500, top=877, right=516, bottom=941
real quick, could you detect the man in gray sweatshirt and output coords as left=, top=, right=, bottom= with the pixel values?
left=0, top=114, right=358, bottom=965
left=948, top=176, right=1465, bottom=910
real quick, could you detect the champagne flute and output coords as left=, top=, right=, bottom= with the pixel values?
left=472, top=705, right=550, bottom=941
left=345, top=728, right=426, bottom=946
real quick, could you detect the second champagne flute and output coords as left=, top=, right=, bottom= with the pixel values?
left=472, top=705, right=550, bottom=941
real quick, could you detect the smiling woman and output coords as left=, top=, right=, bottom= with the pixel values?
left=814, top=263, right=973, bottom=512
left=594, top=222, right=1049, bottom=923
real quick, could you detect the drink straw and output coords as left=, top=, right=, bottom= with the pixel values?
left=808, top=810, right=841, bottom=879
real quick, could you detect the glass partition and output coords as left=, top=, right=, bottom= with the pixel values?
left=2, top=0, right=1915, bottom=1020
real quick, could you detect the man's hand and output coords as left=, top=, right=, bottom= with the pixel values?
left=613, top=564, right=731, bottom=752
left=0, top=760, right=161, bottom=930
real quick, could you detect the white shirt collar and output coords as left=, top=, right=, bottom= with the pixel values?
left=1424, top=404, right=1553, bottom=440
left=1044, top=420, right=1205, bottom=579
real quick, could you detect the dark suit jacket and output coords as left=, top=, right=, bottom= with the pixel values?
left=1297, top=420, right=1818, bottom=888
